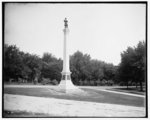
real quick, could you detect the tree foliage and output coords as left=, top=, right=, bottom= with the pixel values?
left=117, top=41, right=146, bottom=90
left=70, top=51, right=117, bottom=85
left=4, top=44, right=62, bottom=84
left=4, top=41, right=145, bottom=88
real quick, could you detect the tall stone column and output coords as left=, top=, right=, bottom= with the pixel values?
left=59, top=18, right=75, bottom=91
left=62, top=18, right=70, bottom=79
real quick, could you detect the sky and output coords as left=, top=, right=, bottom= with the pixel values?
left=5, top=3, right=146, bottom=65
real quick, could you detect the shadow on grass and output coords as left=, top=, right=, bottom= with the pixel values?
left=3, top=110, right=55, bottom=118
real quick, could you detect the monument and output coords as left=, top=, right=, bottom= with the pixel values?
left=59, top=18, right=77, bottom=92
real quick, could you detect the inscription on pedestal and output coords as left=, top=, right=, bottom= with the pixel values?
left=62, top=75, right=71, bottom=80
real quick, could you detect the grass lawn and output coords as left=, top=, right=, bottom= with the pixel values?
left=107, top=87, right=145, bottom=95
left=4, top=86, right=145, bottom=107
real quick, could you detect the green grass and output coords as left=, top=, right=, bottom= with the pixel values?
left=4, top=87, right=145, bottom=107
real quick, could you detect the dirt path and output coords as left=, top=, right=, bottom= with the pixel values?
left=81, top=87, right=145, bottom=98
left=4, top=94, right=145, bottom=117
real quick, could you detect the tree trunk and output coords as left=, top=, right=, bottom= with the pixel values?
left=136, top=82, right=137, bottom=88
left=127, top=82, right=128, bottom=89
left=140, top=82, right=143, bottom=91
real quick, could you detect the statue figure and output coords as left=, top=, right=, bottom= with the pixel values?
left=64, top=18, right=68, bottom=28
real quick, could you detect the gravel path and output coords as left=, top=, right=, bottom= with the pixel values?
left=4, top=94, right=145, bottom=117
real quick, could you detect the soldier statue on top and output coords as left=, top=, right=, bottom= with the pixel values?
left=64, top=18, right=68, bottom=28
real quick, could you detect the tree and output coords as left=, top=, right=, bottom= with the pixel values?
left=41, top=52, right=62, bottom=82
left=4, top=44, right=118, bottom=86
left=89, top=60, right=104, bottom=84
left=133, top=41, right=146, bottom=91
left=4, top=44, right=24, bottom=81
left=103, top=63, right=117, bottom=85
left=42, top=52, right=57, bottom=63
left=70, top=51, right=91, bottom=85
left=70, top=51, right=118, bottom=86
left=119, top=47, right=137, bottom=88
left=118, top=41, right=146, bottom=91
left=23, top=54, right=42, bottom=83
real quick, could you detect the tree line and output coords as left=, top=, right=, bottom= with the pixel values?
left=4, top=41, right=146, bottom=91
left=117, top=41, right=146, bottom=91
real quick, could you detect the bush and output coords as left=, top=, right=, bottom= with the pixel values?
left=79, top=80, right=83, bottom=86
left=119, top=82, right=125, bottom=86
left=9, top=78, right=14, bottom=83
left=51, top=79, right=59, bottom=85
left=34, top=77, right=38, bottom=85
left=90, top=80, right=94, bottom=86
left=107, top=80, right=114, bottom=86
left=18, top=78, right=23, bottom=84
left=41, top=78, right=51, bottom=85
left=98, top=79, right=107, bottom=86
left=83, top=80, right=88, bottom=85
left=95, top=80, right=100, bottom=86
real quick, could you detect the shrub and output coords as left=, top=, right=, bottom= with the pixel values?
left=18, top=78, right=23, bottom=84
left=79, top=80, right=83, bottom=86
left=108, top=80, right=114, bottom=86
left=83, top=80, right=88, bottom=86
left=95, top=80, right=101, bottom=86
left=119, top=81, right=125, bottom=86
left=90, top=80, right=94, bottom=86
left=52, top=79, right=59, bottom=85
left=41, top=78, right=51, bottom=85
left=101, top=79, right=107, bottom=86
left=9, top=78, right=14, bottom=83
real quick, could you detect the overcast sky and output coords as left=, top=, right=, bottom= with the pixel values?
left=5, top=3, right=146, bottom=65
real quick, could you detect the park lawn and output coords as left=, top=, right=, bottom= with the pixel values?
left=4, top=86, right=145, bottom=107
left=106, top=87, right=145, bottom=95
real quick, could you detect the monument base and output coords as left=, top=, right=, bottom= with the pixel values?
left=60, top=72, right=75, bottom=88
left=58, top=80, right=87, bottom=94
left=58, top=72, right=79, bottom=93
left=58, top=72, right=87, bottom=94
left=59, top=80, right=76, bottom=90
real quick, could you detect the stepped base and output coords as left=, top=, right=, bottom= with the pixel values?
left=59, top=80, right=76, bottom=89
left=58, top=80, right=85, bottom=94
